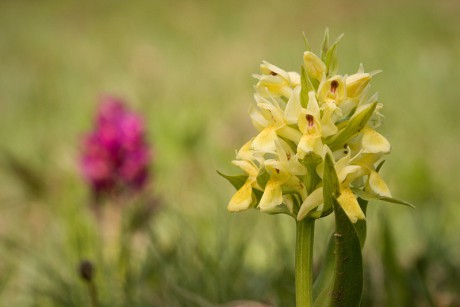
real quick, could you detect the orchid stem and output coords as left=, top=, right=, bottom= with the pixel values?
left=295, top=217, right=315, bottom=307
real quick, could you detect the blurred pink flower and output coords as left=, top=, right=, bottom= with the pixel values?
left=81, top=96, right=150, bottom=197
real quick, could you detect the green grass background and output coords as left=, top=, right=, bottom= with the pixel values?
left=1, top=0, right=459, bottom=306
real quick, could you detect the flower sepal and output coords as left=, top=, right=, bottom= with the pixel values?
left=261, top=202, right=295, bottom=216
left=351, top=188, right=415, bottom=208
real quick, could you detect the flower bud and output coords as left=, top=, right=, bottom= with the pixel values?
left=346, top=73, right=371, bottom=98
left=303, top=51, right=326, bottom=82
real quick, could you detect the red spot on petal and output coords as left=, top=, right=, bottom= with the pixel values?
left=306, top=114, right=314, bottom=127
left=331, top=80, right=339, bottom=93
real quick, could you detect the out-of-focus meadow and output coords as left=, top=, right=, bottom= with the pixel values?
left=1, top=0, right=459, bottom=306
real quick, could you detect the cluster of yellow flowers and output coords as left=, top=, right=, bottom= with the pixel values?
left=226, top=33, right=394, bottom=223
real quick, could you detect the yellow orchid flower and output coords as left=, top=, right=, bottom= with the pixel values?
left=319, top=101, right=342, bottom=137
left=258, top=159, right=291, bottom=211
left=297, top=150, right=365, bottom=221
left=317, top=75, right=346, bottom=105
left=250, top=94, right=302, bottom=153
left=227, top=159, right=260, bottom=212
left=254, top=61, right=300, bottom=98
left=259, top=138, right=307, bottom=212
left=297, top=92, right=324, bottom=159
left=227, top=140, right=265, bottom=212
left=222, top=31, right=410, bottom=226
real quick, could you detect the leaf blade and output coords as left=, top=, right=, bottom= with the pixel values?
left=331, top=197, right=363, bottom=307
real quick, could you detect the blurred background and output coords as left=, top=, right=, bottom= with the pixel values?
left=0, top=0, right=459, bottom=306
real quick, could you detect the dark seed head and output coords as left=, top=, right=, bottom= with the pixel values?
left=79, top=260, right=95, bottom=283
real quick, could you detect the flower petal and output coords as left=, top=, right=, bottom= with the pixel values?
left=284, top=86, right=302, bottom=124
left=228, top=181, right=255, bottom=212
left=297, top=187, right=324, bottom=220
left=320, top=102, right=340, bottom=137
left=337, top=188, right=365, bottom=223
left=252, top=127, right=278, bottom=153
left=307, top=91, right=320, bottom=118
left=260, top=61, right=290, bottom=80
left=346, top=73, right=370, bottom=98
left=362, top=127, right=391, bottom=154
left=368, top=171, right=392, bottom=197
left=249, top=104, right=269, bottom=131
left=297, top=134, right=323, bottom=159
left=259, top=179, right=284, bottom=211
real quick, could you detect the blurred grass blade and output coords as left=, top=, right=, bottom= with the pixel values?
left=1, top=150, right=45, bottom=197
left=381, top=217, right=414, bottom=305
left=320, top=28, right=330, bottom=62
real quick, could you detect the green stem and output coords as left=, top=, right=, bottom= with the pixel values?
left=295, top=217, right=315, bottom=307
left=87, top=281, right=98, bottom=307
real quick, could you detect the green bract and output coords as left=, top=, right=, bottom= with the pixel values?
left=221, top=30, right=412, bottom=223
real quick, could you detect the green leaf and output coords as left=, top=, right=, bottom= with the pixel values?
left=302, top=156, right=322, bottom=195
left=331, top=197, right=363, bottom=307
left=300, top=66, right=315, bottom=108
left=313, top=197, right=364, bottom=307
left=376, top=159, right=386, bottom=172
left=217, top=171, right=247, bottom=190
left=354, top=198, right=368, bottom=249
left=264, top=203, right=293, bottom=216
left=351, top=188, right=416, bottom=208
left=322, top=152, right=340, bottom=214
left=302, top=32, right=312, bottom=51
left=326, top=101, right=378, bottom=151
left=320, top=28, right=330, bottom=62
left=256, top=169, right=270, bottom=189
left=324, top=33, right=344, bottom=76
